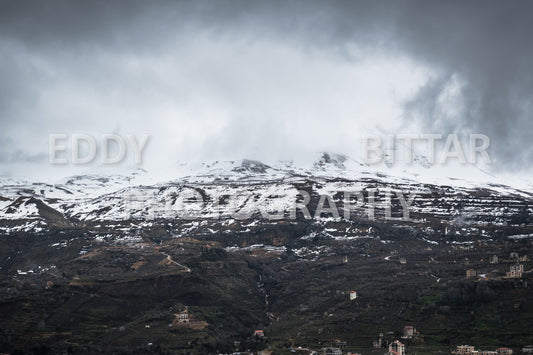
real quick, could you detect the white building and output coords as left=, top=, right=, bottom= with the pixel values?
left=388, top=340, right=405, bottom=355
left=349, top=290, right=357, bottom=300
left=506, top=264, right=524, bottom=278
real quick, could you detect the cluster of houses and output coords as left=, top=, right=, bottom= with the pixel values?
left=490, top=253, right=530, bottom=265
left=318, top=341, right=522, bottom=355
left=369, top=327, right=418, bottom=355
left=509, top=253, right=529, bottom=263
left=466, top=261, right=527, bottom=280
left=453, top=345, right=513, bottom=355
left=373, top=326, right=419, bottom=349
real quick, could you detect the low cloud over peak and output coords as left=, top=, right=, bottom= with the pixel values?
left=1, top=0, right=532, bottom=177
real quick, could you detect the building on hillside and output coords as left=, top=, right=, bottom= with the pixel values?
left=335, top=340, right=347, bottom=349
left=454, top=345, right=475, bottom=354
left=402, top=325, right=419, bottom=339
left=510, top=252, right=519, bottom=260
left=453, top=345, right=508, bottom=355
left=522, top=346, right=533, bottom=353
left=176, top=308, right=189, bottom=324
left=349, top=290, right=357, bottom=300
left=506, top=264, right=524, bottom=278
left=466, top=269, right=477, bottom=278
left=388, top=340, right=405, bottom=355
left=319, top=347, right=342, bottom=355
left=490, top=255, right=499, bottom=264
left=254, top=330, right=265, bottom=338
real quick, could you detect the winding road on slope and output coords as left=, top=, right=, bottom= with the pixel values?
left=160, top=251, right=191, bottom=272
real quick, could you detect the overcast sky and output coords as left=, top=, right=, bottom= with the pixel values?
left=1, top=0, right=532, bottom=178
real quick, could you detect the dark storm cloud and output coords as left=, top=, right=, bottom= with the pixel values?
left=1, top=0, right=532, bottom=173
left=390, top=1, right=533, bottom=169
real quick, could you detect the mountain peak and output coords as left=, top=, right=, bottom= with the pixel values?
left=232, top=159, right=271, bottom=174
left=314, top=152, right=348, bottom=170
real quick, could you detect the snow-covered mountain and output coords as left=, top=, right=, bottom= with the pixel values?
left=1, top=153, right=532, bottom=237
